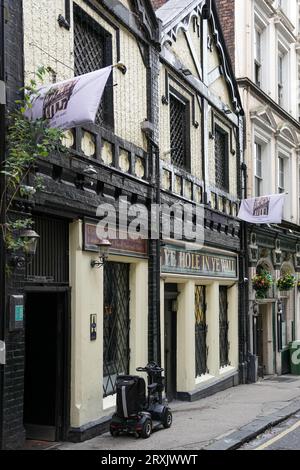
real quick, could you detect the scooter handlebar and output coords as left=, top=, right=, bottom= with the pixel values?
left=136, top=363, right=164, bottom=373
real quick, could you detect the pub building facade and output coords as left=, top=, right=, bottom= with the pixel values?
left=0, top=0, right=246, bottom=450
left=0, top=0, right=161, bottom=448
left=154, top=0, right=245, bottom=402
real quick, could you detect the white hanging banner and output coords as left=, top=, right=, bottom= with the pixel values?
left=25, top=66, right=112, bottom=129
left=238, top=193, right=286, bottom=224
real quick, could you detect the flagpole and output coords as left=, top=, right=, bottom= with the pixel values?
left=112, top=62, right=127, bottom=75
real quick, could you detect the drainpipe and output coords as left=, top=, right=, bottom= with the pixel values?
left=239, top=113, right=249, bottom=383
left=0, top=0, right=6, bottom=450
left=148, top=137, right=161, bottom=365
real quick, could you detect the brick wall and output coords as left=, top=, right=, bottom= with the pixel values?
left=151, top=0, right=168, bottom=10
left=214, top=0, right=235, bottom=71
left=1, top=0, right=26, bottom=450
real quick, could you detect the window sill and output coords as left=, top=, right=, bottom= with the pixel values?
left=103, top=393, right=116, bottom=411
left=195, top=373, right=215, bottom=386
left=219, top=365, right=236, bottom=376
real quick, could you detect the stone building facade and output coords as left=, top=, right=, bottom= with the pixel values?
left=216, top=0, right=300, bottom=381
left=153, top=0, right=245, bottom=401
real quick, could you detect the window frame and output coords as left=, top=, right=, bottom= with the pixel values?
left=254, top=142, right=263, bottom=197
left=73, top=4, right=114, bottom=131
left=169, top=87, right=191, bottom=172
left=214, top=123, right=229, bottom=193
left=254, top=27, right=262, bottom=87
left=278, top=155, right=285, bottom=194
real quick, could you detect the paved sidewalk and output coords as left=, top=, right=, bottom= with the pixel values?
left=58, top=375, right=300, bottom=451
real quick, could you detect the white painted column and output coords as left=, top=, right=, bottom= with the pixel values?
left=129, top=261, right=148, bottom=374
left=290, top=148, right=298, bottom=223
left=69, top=220, right=103, bottom=427
left=206, top=282, right=220, bottom=377
left=176, top=281, right=195, bottom=392
left=227, top=284, right=239, bottom=369
left=160, top=279, right=165, bottom=371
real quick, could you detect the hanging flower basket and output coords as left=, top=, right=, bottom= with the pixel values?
left=277, top=273, right=296, bottom=292
left=252, top=271, right=273, bottom=299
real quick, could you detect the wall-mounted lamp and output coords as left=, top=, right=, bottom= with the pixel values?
left=10, top=229, right=40, bottom=269
left=91, top=239, right=111, bottom=268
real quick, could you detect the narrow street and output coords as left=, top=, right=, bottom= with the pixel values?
left=58, top=376, right=300, bottom=451
left=240, top=413, right=300, bottom=450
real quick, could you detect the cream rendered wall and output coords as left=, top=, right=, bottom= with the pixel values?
left=23, top=0, right=148, bottom=151
left=206, top=110, right=237, bottom=197
left=206, top=282, right=220, bottom=377
left=209, top=76, right=234, bottom=113
left=207, top=26, right=220, bottom=74
left=69, top=231, right=149, bottom=427
left=169, top=277, right=239, bottom=394
left=176, top=281, right=196, bottom=392
left=69, top=220, right=103, bottom=428
left=172, top=29, right=199, bottom=79
left=159, top=65, right=202, bottom=180
left=118, top=0, right=132, bottom=9
left=227, top=284, right=239, bottom=369
left=128, top=261, right=149, bottom=374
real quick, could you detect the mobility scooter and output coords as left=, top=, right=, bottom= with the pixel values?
left=109, top=362, right=172, bottom=439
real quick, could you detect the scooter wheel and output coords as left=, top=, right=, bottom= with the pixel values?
left=162, top=409, right=172, bottom=428
left=110, top=427, right=119, bottom=437
left=140, top=418, right=152, bottom=439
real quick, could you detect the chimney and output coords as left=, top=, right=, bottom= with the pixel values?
left=151, top=0, right=169, bottom=10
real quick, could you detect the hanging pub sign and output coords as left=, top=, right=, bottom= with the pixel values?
left=161, top=244, right=238, bottom=279
left=83, top=219, right=148, bottom=258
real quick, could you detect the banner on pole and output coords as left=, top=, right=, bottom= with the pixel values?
left=25, top=66, right=112, bottom=129
left=237, top=193, right=286, bottom=224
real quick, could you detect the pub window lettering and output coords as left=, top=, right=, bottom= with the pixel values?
left=215, top=125, right=229, bottom=192
left=73, top=4, right=114, bottom=130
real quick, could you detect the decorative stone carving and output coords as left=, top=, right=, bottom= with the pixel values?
left=174, top=175, right=182, bottom=195
left=249, top=232, right=258, bottom=264
left=119, top=149, right=130, bottom=173
left=194, top=186, right=202, bottom=204
left=101, top=140, right=113, bottom=166
left=61, top=129, right=74, bottom=148
left=135, top=157, right=145, bottom=179
left=294, top=243, right=300, bottom=270
left=184, top=180, right=192, bottom=200
left=162, top=170, right=171, bottom=191
left=272, top=238, right=282, bottom=268
left=81, top=131, right=96, bottom=157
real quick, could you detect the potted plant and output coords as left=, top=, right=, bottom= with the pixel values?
left=277, top=273, right=296, bottom=292
left=252, top=271, right=273, bottom=299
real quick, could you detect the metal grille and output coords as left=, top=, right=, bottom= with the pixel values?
left=170, top=94, right=187, bottom=169
left=27, top=215, right=69, bottom=283
left=219, top=286, right=230, bottom=368
left=215, top=127, right=229, bottom=191
left=103, top=262, right=130, bottom=397
left=195, top=286, right=208, bottom=377
left=73, top=5, right=106, bottom=126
